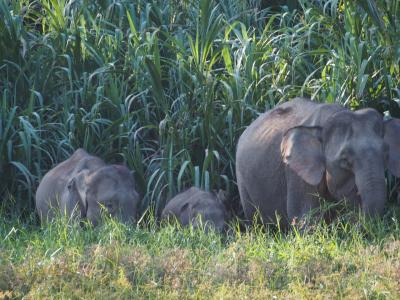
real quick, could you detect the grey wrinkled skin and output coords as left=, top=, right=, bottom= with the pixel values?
left=161, top=187, right=227, bottom=232
left=35, top=148, right=140, bottom=225
left=236, top=98, right=400, bottom=226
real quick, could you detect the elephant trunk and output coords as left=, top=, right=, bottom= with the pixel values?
left=355, top=161, right=386, bottom=216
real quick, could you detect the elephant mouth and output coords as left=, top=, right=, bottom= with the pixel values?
left=342, top=185, right=361, bottom=207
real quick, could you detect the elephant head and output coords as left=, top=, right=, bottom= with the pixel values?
left=182, top=198, right=227, bottom=232
left=162, top=187, right=227, bottom=232
left=64, top=164, right=139, bottom=226
left=282, top=109, right=400, bottom=216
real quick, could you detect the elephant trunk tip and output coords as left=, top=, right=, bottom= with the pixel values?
left=361, top=195, right=386, bottom=217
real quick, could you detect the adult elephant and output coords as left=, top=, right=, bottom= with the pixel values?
left=236, top=97, right=400, bottom=226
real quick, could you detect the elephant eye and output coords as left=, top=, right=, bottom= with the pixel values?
left=339, top=158, right=351, bottom=169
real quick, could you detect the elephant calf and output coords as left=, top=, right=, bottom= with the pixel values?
left=35, top=148, right=140, bottom=225
left=161, top=187, right=227, bottom=232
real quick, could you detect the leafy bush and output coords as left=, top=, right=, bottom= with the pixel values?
left=0, top=0, right=399, bottom=217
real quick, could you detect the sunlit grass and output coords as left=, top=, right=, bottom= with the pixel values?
left=1, top=206, right=399, bottom=298
left=1, top=1, right=400, bottom=296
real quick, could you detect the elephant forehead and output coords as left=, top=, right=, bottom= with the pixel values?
left=201, top=207, right=225, bottom=220
left=91, top=178, right=120, bottom=197
left=94, top=178, right=138, bottom=202
left=325, top=118, right=382, bottom=147
left=330, top=110, right=382, bottom=132
left=354, top=119, right=382, bottom=137
left=192, top=198, right=224, bottom=214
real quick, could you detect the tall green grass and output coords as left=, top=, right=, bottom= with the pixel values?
left=0, top=0, right=399, bottom=217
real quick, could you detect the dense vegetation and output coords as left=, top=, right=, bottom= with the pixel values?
left=1, top=0, right=400, bottom=216
left=1, top=0, right=400, bottom=298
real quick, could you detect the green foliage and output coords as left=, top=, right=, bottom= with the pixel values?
left=1, top=208, right=400, bottom=298
left=0, top=0, right=399, bottom=216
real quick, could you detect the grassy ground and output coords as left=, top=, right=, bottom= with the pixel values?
left=1, top=1, right=400, bottom=298
left=1, top=207, right=400, bottom=299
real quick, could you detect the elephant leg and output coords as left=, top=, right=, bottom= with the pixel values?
left=59, top=191, right=82, bottom=222
left=38, top=195, right=63, bottom=224
left=238, top=183, right=257, bottom=224
left=286, top=169, right=321, bottom=226
left=38, top=205, right=55, bottom=223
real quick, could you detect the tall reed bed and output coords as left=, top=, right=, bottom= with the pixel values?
left=0, top=0, right=399, bottom=216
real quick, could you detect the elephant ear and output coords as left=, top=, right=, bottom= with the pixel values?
left=384, top=119, right=400, bottom=177
left=67, top=170, right=90, bottom=217
left=281, top=126, right=325, bottom=186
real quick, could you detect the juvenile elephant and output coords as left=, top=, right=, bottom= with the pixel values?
left=161, top=187, right=227, bottom=232
left=35, top=148, right=140, bottom=225
left=236, top=97, right=400, bottom=226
